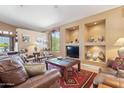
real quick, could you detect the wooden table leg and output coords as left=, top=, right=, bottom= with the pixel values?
left=63, top=68, right=68, bottom=81
left=78, top=63, right=81, bottom=71
left=46, top=62, right=48, bottom=70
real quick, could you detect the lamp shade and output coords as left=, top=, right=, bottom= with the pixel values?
left=114, top=38, right=124, bottom=47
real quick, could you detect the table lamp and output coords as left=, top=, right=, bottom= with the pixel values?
left=114, top=38, right=124, bottom=57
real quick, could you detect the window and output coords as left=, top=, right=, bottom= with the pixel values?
left=51, top=30, right=60, bottom=51
left=0, top=36, right=10, bottom=52
left=0, top=35, right=14, bottom=52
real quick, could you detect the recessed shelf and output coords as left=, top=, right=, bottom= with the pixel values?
left=86, top=59, right=105, bottom=63
left=84, top=42, right=105, bottom=46
left=85, top=46, right=106, bottom=62
left=65, top=25, right=79, bottom=44
left=84, top=19, right=106, bottom=64
left=66, top=43, right=79, bottom=46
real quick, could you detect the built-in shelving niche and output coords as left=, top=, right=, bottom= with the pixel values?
left=65, top=25, right=80, bottom=59
left=84, top=19, right=106, bottom=63
left=65, top=25, right=79, bottom=45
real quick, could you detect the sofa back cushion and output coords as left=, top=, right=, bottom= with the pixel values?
left=0, top=59, right=28, bottom=86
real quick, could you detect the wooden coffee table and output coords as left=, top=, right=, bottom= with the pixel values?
left=45, top=58, right=80, bottom=81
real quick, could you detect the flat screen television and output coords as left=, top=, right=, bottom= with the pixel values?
left=66, top=46, right=79, bottom=58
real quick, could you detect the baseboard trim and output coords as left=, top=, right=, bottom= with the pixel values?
left=81, top=63, right=100, bottom=73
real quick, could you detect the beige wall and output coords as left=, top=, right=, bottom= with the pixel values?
left=0, top=22, right=16, bottom=33
left=47, top=6, right=124, bottom=67
left=16, top=28, right=47, bottom=55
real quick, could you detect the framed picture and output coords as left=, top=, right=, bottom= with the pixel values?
left=22, top=34, right=30, bottom=43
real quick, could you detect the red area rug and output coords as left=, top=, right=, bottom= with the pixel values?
left=48, top=64, right=97, bottom=88
left=59, top=68, right=97, bottom=88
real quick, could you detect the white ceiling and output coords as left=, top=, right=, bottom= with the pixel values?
left=0, top=5, right=120, bottom=31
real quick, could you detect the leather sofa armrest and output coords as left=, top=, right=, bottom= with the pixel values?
left=103, top=78, right=120, bottom=88
left=99, top=67, right=117, bottom=76
left=36, top=69, right=61, bottom=88
left=117, top=69, right=124, bottom=78
left=98, top=84, right=112, bottom=88
left=15, top=69, right=61, bottom=88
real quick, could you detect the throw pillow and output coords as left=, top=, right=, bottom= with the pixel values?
left=107, top=59, right=115, bottom=67
left=119, top=64, right=124, bottom=70
left=24, top=63, right=46, bottom=77
left=0, top=59, right=29, bottom=87
left=111, top=62, right=120, bottom=70
left=107, top=59, right=122, bottom=70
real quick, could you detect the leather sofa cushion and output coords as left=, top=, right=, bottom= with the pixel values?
left=103, top=76, right=124, bottom=88
left=0, top=59, right=21, bottom=71
left=118, top=69, right=124, bottom=78
left=15, top=69, right=61, bottom=88
left=94, top=72, right=124, bottom=88
left=93, top=73, right=117, bottom=86
left=103, top=78, right=120, bottom=88
left=24, top=63, right=46, bottom=77
left=0, top=59, right=28, bottom=86
left=98, top=84, right=112, bottom=88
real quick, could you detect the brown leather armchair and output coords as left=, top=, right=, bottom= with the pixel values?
left=0, top=52, right=61, bottom=88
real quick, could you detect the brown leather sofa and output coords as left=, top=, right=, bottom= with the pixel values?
left=93, top=58, right=124, bottom=88
left=0, top=52, right=61, bottom=88
left=93, top=72, right=124, bottom=88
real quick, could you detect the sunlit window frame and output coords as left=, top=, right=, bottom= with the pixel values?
left=51, top=29, right=60, bottom=52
